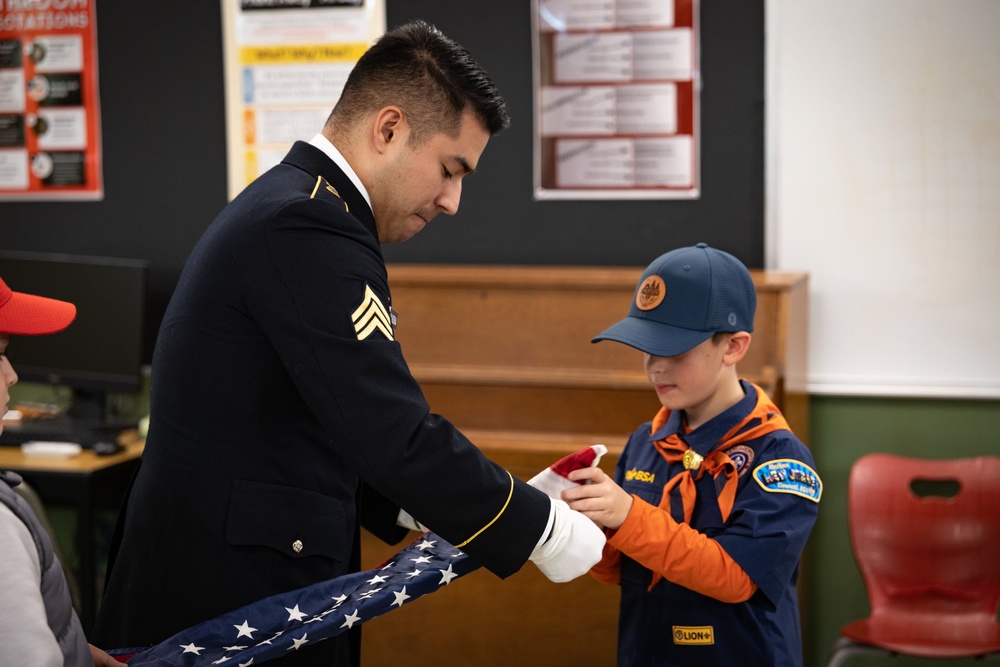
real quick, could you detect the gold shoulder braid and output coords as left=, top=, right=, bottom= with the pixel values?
left=310, top=175, right=349, bottom=212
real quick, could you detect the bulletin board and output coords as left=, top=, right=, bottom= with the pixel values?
left=531, top=0, right=699, bottom=200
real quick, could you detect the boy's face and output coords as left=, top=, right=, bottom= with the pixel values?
left=0, top=334, right=16, bottom=436
left=644, top=334, right=737, bottom=425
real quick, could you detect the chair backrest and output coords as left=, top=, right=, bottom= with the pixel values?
left=847, top=453, right=1000, bottom=624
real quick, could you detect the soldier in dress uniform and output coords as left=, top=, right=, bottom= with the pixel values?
left=92, top=20, right=603, bottom=667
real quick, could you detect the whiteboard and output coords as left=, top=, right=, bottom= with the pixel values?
left=766, top=0, right=1000, bottom=398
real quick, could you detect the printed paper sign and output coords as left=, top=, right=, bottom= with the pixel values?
left=0, top=2, right=103, bottom=200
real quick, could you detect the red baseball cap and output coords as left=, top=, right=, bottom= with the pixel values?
left=0, top=276, right=76, bottom=335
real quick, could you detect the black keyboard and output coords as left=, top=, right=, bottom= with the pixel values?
left=0, top=418, right=131, bottom=448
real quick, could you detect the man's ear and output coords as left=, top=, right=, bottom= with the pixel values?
left=723, top=331, right=751, bottom=366
left=372, top=106, right=405, bottom=153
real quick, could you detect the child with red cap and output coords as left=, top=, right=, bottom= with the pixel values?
left=0, top=275, right=119, bottom=666
left=562, top=244, right=821, bottom=666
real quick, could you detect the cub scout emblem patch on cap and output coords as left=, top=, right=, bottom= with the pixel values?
left=673, top=626, right=714, bottom=645
left=636, top=275, right=666, bottom=311
left=352, top=284, right=394, bottom=341
left=752, top=459, right=822, bottom=502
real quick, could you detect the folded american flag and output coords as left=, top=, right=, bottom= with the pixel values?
left=112, top=534, right=478, bottom=666
left=111, top=445, right=607, bottom=666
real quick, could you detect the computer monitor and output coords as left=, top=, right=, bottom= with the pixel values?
left=0, top=250, right=149, bottom=424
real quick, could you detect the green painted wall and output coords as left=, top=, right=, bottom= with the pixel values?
left=803, top=395, right=1000, bottom=666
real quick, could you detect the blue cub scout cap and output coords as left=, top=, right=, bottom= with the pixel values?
left=592, top=243, right=756, bottom=357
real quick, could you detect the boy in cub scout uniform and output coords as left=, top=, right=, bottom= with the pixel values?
left=563, top=243, right=821, bottom=666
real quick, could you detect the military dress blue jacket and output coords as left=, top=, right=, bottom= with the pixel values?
left=92, top=142, right=551, bottom=667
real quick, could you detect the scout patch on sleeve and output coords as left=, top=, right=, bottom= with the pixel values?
left=352, top=284, right=394, bottom=341
left=752, top=459, right=822, bottom=502
left=727, top=444, right=755, bottom=476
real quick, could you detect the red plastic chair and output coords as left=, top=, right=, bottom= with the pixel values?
left=827, top=453, right=1000, bottom=666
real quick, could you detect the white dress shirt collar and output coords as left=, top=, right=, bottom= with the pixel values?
left=308, top=133, right=373, bottom=213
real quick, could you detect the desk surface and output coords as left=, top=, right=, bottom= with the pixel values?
left=0, top=441, right=143, bottom=474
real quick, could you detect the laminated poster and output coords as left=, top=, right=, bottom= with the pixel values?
left=532, top=0, right=699, bottom=200
left=222, top=0, right=385, bottom=200
left=0, top=0, right=103, bottom=200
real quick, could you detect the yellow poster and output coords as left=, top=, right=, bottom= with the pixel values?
left=221, top=0, right=385, bottom=199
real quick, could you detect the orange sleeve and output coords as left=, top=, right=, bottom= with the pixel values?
left=605, top=495, right=757, bottom=603
left=588, top=536, right=622, bottom=585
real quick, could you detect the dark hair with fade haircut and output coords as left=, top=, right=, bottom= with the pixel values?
left=326, top=19, right=510, bottom=144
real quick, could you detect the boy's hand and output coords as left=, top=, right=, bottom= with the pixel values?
left=562, top=467, right=634, bottom=530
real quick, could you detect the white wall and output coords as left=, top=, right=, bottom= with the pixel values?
left=766, top=0, right=1000, bottom=398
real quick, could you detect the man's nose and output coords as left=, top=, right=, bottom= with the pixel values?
left=437, top=179, right=462, bottom=216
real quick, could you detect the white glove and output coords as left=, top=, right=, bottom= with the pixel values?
left=529, top=497, right=606, bottom=583
left=396, top=509, right=428, bottom=533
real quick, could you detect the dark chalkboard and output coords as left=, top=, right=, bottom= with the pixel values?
left=1, top=0, right=763, bottom=364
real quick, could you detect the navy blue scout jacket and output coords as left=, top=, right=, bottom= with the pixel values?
left=610, top=382, right=820, bottom=666
left=92, top=142, right=551, bottom=667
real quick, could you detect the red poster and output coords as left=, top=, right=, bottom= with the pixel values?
left=0, top=0, right=103, bottom=200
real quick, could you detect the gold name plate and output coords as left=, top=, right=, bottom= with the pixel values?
left=672, top=625, right=715, bottom=645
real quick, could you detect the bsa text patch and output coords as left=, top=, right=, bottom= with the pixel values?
left=624, top=467, right=656, bottom=484
left=673, top=626, right=714, bottom=645
left=352, top=284, right=394, bottom=341
left=752, top=459, right=822, bottom=502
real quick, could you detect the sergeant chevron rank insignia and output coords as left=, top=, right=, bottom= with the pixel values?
left=352, top=284, right=394, bottom=341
